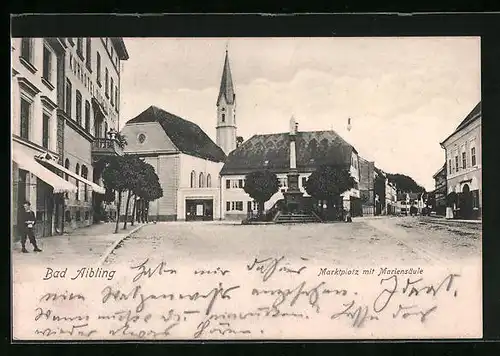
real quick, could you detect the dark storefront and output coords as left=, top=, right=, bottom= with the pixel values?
left=185, top=199, right=214, bottom=221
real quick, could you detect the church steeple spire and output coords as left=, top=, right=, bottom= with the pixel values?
left=217, top=49, right=235, bottom=106
left=216, top=47, right=237, bottom=155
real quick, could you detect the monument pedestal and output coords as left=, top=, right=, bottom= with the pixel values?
left=284, top=170, right=304, bottom=213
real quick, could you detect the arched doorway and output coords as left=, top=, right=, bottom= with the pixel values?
left=460, top=184, right=472, bottom=219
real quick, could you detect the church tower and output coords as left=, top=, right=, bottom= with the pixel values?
left=216, top=49, right=237, bottom=155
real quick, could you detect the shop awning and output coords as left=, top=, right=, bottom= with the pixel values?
left=12, top=148, right=77, bottom=193
left=35, top=154, right=106, bottom=194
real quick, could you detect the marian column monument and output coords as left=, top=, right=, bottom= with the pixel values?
left=283, top=116, right=304, bottom=213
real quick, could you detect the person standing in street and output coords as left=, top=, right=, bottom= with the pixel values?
left=21, top=201, right=42, bottom=253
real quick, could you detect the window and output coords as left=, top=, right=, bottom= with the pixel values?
left=65, top=79, right=72, bottom=117
left=448, top=159, right=452, bottom=175
left=199, top=173, right=205, bottom=188
left=226, top=179, right=231, bottom=189
left=42, top=46, right=52, bottom=82
left=221, top=113, right=225, bottom=123
left=85, top=38, right=92, bottom=69
left=81, top=165, right=88, bottom=202
left=76, top=38, right=83, bottom=58
left=190, top=171, right=196, bottom=188
left=462, top=151, right=466, bottom=169
left=471, top=147, right=476, bottom=166
left=76, top=90, right=82, bottom=125
left=455, top=156, right=459, bottom=172
left=231, top=180, right=239, bottom=188
left=226, top=201, right=244, bottom=211
left=96, top=52, right=101, bottom=85
left=207, top=174, right=212, bottom=188
left=75, top=164, right=80, bottom=200
left=110, top=78, right=114, bottom=106
left=115, top=87, right=119, bottom=112
left=238, top=179, right=244, bottom=188
left=105, top=68, right=109, bottom=97
left=279, top=177, right=288, bottom=188
left=64, top=159, right=70, bottom=198
left=64, top=159, right=70, bottom=180
left=85, top=101, right=91, bottom=131
left=20, top=38, right=33, bottom=62
left=42, top=113, right=50, bottom=149
left=20, top=98, right=31, bottom=140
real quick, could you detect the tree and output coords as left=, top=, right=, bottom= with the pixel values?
left=304, top=165, right=356, bottom=220
left=244, top=170, right=279, bottom=219
left=122, top=155, right=144, bottom=230
left=387, top=173, right=425, bottom=193
left=102, top=155, right=132, bottom=233
left=134, top=160, right=163, bottom=223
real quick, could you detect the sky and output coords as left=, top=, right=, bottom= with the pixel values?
left=119, top=37, right=481, bottom=191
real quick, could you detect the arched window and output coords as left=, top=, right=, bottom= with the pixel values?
left=206, top=174, right=212, bottom=188
left=81, top=165, right=88, bottom=201
left=75, top=163, right=80, bottom=200
left=190, top=170, right=196, bottom=188
left=199, top=172, right=205, bottom=188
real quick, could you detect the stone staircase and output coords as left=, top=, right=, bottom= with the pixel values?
left=274, top=211, right=322, bottom=224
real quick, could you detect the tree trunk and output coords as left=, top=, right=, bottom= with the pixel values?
left=115, top=191, right=122, bottom=234
left=258, top=201, right=265, bottom=219
left=123, top=190, right=132, bottom=229
left=131, top=195, right=137, bottom=226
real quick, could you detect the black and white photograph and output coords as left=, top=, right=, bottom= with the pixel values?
left=11, top=31, right=482, bottom=339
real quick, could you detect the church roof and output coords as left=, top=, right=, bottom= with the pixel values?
left=125, top=106, right=226, bottom=163
left=220, top=130, right=357, bottom=175
left=441, top=102, right=481, bottom=146
left=217, top=51, right=235, bottom=105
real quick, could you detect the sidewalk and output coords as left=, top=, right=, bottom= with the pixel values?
left=11, top=221, right=145, bottom=267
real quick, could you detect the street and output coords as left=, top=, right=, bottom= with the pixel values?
left=104, top=216, right=481, bottom=267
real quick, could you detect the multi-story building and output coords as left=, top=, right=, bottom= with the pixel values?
left=11, top=37, right=129, bottom=239
left=432, top=163, right=447, bottom=215
left=385, top=180, right=398, bottom=215
left=220, top=130, right=361, bottom=220
left=56, top=37, right=129, bottom=230
left=11, top=38, right=77, bottom=239
left=440, top=102, right=481, bottom=220
left=358, top=156, right=375, bottom=216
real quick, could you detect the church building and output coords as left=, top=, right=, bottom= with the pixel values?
left=119, top=49, right=238, bottom=221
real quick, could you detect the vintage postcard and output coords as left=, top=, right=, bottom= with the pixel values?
left=11, top=35, right=482, bottom=340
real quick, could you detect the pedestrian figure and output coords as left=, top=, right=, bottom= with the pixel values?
left=21, top=201, right=42, bottom=253
left=344, top=210, right=352, bottom=223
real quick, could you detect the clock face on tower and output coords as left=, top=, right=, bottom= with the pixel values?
left=138, top=133, right=146, bottom=144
